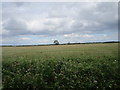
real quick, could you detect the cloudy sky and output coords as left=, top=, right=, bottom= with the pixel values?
left=1, top=2, right=118, bottom=45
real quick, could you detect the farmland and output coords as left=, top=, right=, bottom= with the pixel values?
left=2, top=43, right=119, bottom=89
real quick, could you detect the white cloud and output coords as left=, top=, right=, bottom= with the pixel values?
left=64, top=33, right=94, bottom=38
left=1, top=2, right=118, bottom=44
left=20, top=37, right=31, bottom=40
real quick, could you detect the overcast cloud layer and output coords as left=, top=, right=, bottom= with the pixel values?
left=1, top=2, right=118, bottom=45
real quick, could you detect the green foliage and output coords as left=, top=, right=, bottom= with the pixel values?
left=2, top=43, right=120, bottom=89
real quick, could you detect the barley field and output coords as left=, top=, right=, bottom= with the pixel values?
left=2, top=43, right=119, bottom=89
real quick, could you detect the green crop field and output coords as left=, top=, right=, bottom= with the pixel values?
left=2, top=43, right=119, bottom=89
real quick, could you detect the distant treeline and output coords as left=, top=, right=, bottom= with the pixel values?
left=1, top=41, right=119, bottom=47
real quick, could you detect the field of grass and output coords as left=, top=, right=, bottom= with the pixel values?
left=2, top=43, right=119, bottom=89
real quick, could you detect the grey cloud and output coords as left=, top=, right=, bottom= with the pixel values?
left=3, top=18, right=26, bottom=31
left=14, top=2, right=24, bottom=7
left=2, top=2, right=118, bottom=39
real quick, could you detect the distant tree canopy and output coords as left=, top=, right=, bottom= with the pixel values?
left=54, top=40, right=59, bottom=45
left=68, top=42, right=70, bottom=45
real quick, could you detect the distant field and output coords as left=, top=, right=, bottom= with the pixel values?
left=2, top=43, right=119, bottom=89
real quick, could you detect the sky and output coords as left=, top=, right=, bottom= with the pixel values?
left=1, top=2, right=118, bottom=45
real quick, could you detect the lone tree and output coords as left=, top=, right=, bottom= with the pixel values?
left=67, top=42, right=70, bottom=45
left=54, top=40, right=59, bottom=45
